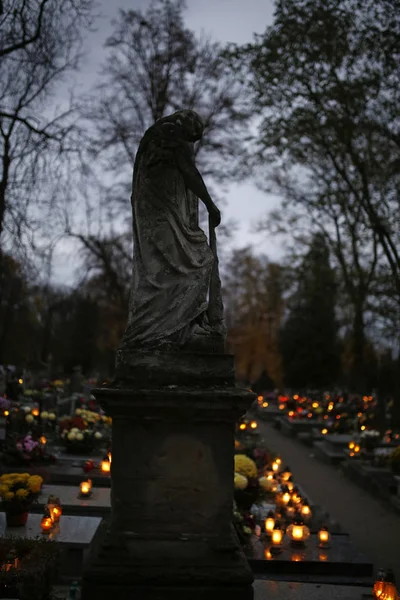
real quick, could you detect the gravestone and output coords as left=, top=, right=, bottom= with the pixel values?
left=81, top=110, right=254, bottom=600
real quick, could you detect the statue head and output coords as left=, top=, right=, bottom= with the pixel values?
left=162, top=110, right=204, bottom=142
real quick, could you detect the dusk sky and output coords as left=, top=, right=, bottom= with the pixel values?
left=52, top=0, right=282, bottom=285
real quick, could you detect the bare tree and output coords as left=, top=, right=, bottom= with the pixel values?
left=80, top=0, right=250, bottom=231
left=0, top=0, right=97, bottom=251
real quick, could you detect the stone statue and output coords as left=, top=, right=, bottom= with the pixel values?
left=120, top=110, right=225, bottom=353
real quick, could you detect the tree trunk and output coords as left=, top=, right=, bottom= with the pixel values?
left=351, top=302, right=366, bottom=392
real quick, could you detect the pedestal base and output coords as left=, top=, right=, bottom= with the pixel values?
left=82, top=367, right=255, bottom=600
left=82, top=525, right=253, bottom=599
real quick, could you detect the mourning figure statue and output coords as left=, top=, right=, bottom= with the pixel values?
left=120, top=109, right=225, bottom=352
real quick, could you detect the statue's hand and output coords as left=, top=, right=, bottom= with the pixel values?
left=209, top=204, right=221, bottom=228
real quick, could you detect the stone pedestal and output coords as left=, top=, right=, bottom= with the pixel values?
left=82, top=352, right=255, bottom=599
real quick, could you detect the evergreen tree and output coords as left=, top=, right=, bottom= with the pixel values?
left=281, top=234, right=339, bottom=389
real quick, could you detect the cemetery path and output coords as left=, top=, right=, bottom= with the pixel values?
left=259, top=421, right=400, bottom=581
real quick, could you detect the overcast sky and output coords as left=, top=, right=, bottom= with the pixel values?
left=52, top=0, right=282, bottom=285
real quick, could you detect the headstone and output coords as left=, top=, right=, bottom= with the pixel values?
left=81, top=110, right=254, bottom=600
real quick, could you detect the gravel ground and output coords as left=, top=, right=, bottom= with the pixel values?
left=257, top=421, right=400, bottom=581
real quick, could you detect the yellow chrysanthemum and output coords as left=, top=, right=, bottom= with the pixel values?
left=234, top=454, right=257, bottom=479
left=28, top=475, right=43, bottom=483
left=0, top=485, right=9, bottom=496
left=20, top=473, right=31, bottom=481
left=15, top=488, right=29, bottom=499
left=29, top=485, right=41, bottom=494
left=4, top=492, right=15, bottom=501
left=27, top=476, right=43, bottom=492
left=234, top=473, right=248, bottom=490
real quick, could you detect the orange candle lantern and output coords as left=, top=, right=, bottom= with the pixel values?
left=80, top=480, right=92, bottom=497
left=300, top=501, right=312, bottom=520
left=264, top=511, right=275, bottom=535
left=287, top=517, right=310, bottom=547
left=281, top=467, right=292, bottom=482
left=373, top=569, right=386, bottom=599
left=32, top=407, right=39, bottom=417
left=101, top=456, right=111, bottom=473
left=52, top=498, right=62, bottom=522
left=286, top=500, right=296, bottom=518
left=41, top=509, right=53, bottom=534
left=265, top=468, right=274, bottom=480
left=270, top=523, right=283, bottom=554
left=379, top=570, right=399, bottom=600
left=318, top=526, right=330, bottom=548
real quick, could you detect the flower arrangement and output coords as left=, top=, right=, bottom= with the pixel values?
left=0, top=473, right=43, bottom=524
left=2, top=434, right=56, bottom=466
left=234, top=455, right=258, bottom=479
left=59, top=412, right=109, bottom=454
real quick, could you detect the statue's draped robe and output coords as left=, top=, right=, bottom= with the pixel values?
left=123, top=122, right=214, bottom=348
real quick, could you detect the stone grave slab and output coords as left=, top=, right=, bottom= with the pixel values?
left=281, top=418, right=321, bottom=438
left=31, top=484, right=111, bottom=517
left=341, top=460, right=398, bottom=505
left=324, top=435, right=353, bottom=453
left=52, top=581, right=372, bottom=600
left=256, top=407, right=282, bottom=422
left=253, top=580, right=371, bottom=599
left=313, top=441, right=346, bottom=465
left=247, top=533, right=373, bottom=583
left=0, top=512, right=102, bottom=581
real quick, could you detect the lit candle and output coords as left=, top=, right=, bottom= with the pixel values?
left=301, top=502, right=312, bottom=520
left=250, top=421, right=258, bottom=429
left=287, top=478, right=294, bottom=492
left=282, top=492, right=291, bottom=505
left=32, top=407, right=39, bottom=417
left=318, top=526, right=330, bottom=548
left=286, top=500, right=295, bottom=518
left=292, top=525, right=304, bottom=540
left=40, top=436, right=47, bottom=445
left=287, top=520, right=310, bottom=547
left=271, top=525, right=283, bottom=552
left=265, top=512, right=275, bottom=535
left=80, top=480, right=92, bottom=496
left=101, top=457, right=111, bottom=473
left=373, top=569, right=386, bottom=599
left=41, top=510, right=53, bottom=533
left=52, top=498, right=62, bottom=523
left=281, top=467, right=292, bottom=482
left=272, top=461, right=279, bottom=472
left=379, top=570, right=399, bottom=600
